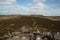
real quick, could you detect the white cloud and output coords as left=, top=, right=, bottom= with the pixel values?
left=26, top=0, right=47, bottom=15
left=27, top=2, right=47, bottom=14
left=32, top=3, right=47, bottom=9
left=0, top=5, right=30, bottom=15
left=27, top=0, right=47, bottom=13
left=0, top=5, right=60, bottom=16
left=27, top=3, right=32, bottom=7
left=0, top=0, right=16, bottom=5
left=0, top=0, right=59, bottom=16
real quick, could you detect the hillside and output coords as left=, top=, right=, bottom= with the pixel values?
left=0, top=15, right=60, bottom=37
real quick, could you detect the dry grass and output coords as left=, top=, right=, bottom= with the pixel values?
left=0, top=15, right=60, bottom=37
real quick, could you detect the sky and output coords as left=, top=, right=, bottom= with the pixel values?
left=0, top=0, right=60, bottom=16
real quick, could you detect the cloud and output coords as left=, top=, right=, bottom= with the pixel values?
left=0, top=0, right=48, bottom=15
left=27, top=2, right=47, bottom=14
left=32, top=3, right=47, bottom=9
left=41, top=9, right=60, bottom=16
left=27, top=3, right=32, bottom=7
left=0, top=4, right=60, bottom=16
left=27, top=0, right=47, bottom=12
left=26, top=0, right=47, bottom=15
left=0, top=0, right=59, bottom=16
left=0, top=0, right=16, bottom=5
left=0, top=5, right=30, bottom=15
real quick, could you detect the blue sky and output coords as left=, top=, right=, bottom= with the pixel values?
left=0, top=0, right=60, bottom=16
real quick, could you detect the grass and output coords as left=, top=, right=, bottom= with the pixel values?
left=0, top=15, right=60, bottom=37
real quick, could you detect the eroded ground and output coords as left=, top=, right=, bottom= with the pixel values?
left=0, top=15, right=60, bottom=40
